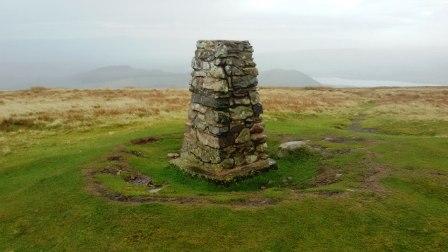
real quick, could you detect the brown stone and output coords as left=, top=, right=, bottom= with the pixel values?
left=251, top=133, right=267, bottom=143
left=250, top=122, right=264, bottom=134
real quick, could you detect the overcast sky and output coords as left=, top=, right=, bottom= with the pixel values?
left=1, top=0, right=448, bottom=88
left=2, top=0, right=448, bottom=49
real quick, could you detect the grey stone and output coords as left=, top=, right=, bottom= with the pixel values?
left=191, top=103, right=208, bottom=114
left=277, top=140, right=313, bottom=157
left=245, top=155, right=258, bottom=164
left=192, top=93, right=229, bottom=109
left=174, top=40, right=275, bottom=181
left=195, top=49, right=215, bottom=61
left=208, top=65, right=226, bottom=79
left=278, top=141, right=310, bottom=151
left=243, top=67, right=258, bottom=76
left=202, top=77, right=228, bottom=92
left=231, top=76, right=258, bottom=89
left=233, top=97, right=251, bottom=105
left=208, top=125, right=229, bottom=135
left=224, top=65, right=245, bottom=76
left=167, top=153, right=180, bottom=159
left=235, top=128, right=251, bottom=143
left=193, top=70, right=207, bottom=77
left=221, top=158, right=235, bottom=169
left=252, top=103, right=263, bottom=117
left=205, top=110, right=230, bottom=125
left=230, top=106, right=253, bottom=120
left=249, top=91, right=260, bottom=104
left=256, top=142, right=268, bottom=152
left=224, top=57, right=244, bottom=67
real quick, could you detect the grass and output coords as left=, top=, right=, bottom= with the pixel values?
left=0, top=87, right=447, bottom=250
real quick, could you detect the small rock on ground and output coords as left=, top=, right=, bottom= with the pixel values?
left=167, top=153, right=180, bottom=159
left=279, top=140, right=310, bottom=150
left=278, top=140, right=311, bottom=157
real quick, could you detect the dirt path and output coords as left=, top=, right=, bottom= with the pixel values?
left=348, top=113, right=377, bottom=133
left=84, top=132, right=389, bottom=207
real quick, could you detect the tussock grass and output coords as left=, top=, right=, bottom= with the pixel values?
left=260, top=88, right=363, bottom=114
left=0, top=87, right=448, bottom=250
left=1, top=87, right=447, bottom=133
left=0, top=88, right=190, bottom=130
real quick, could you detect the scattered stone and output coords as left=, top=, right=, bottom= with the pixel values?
left=278, top=140, right=311, bottom=157
left=171, top=40, right=276, bottom=182
left=129, top=150, right=145, bottom=157
left=148, top=187, right=162, bottom=193
left=167, top=153, right=180, bottom=159
left=128, top=175, right=152, bottom=186
left=279, top=140, right=309, bottom=150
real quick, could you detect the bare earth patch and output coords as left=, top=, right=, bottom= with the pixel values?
left=130, top=136, right=159, bottom=145
left=84, top=144, right=281, bottom=207
left=83, top=139, right=382, bottom=207
left=360, top=152, right=389, bottom=195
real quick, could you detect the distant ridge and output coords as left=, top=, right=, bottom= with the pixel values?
left=73, top=65, right=149, bottom=83
left=64, top=65, right=319, bottom=88
left=258, top=69, right=320, bottom=87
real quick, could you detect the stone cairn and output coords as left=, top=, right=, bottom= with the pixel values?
left=171, top=40, right=276, bottom=182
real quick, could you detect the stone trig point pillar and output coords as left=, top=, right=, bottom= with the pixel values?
left=171, top=40, right=276, bottom=182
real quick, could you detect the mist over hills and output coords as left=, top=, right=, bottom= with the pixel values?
left=63, top=66, right=319, bottom=88
left=1, top=46, right=447, bottom=90
left=258, top=69, right=320, bottom=87
left=68, top=65, right=188, bottom=88
left=257, top=47, right=448, bottom=85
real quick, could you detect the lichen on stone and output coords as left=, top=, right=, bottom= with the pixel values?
left=171, top=40, right=276, bottom=182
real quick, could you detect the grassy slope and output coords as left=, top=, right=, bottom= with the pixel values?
left=1, top=88, right=448, bottom=250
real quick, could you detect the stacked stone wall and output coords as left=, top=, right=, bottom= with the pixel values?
left=171, top=40, right=275, bottom=181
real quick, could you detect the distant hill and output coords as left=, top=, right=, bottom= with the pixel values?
left=258, top=69, right=320, bottom=87
left=67, top=66, right=319, bottom=89
left=256, top=48, right=448, bottom=84
left=67, top=65, right=188, bottom=88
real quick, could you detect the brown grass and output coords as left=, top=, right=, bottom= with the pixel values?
left=29, top=86, right=50, bottom=92
left=357, top=87, right=448, bottom=121
left=260, top=88, right=363, bottom=113
left=0, top=87, right=447, bottom=131
left=0, top=88, right=190, bottom=130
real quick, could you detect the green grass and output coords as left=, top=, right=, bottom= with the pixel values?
left=1, top=108, right=448, bottom=250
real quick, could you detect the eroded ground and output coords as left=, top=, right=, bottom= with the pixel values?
left=1, top=87, right=447, bottom=250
